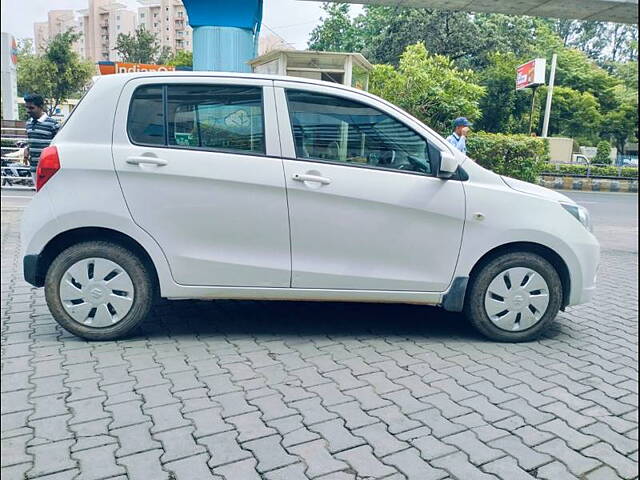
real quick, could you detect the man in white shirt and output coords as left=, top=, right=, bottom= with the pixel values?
left=446, top=117, right=472, bottom=154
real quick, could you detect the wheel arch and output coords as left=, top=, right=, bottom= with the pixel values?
left=33, top=227, right=160, bottom=295
left=466, top=241, right=571, bottom=310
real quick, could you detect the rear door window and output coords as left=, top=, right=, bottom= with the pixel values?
left=167, top=85, right=265, bottom=155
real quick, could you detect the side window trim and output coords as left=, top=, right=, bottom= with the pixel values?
left=284, top=88, right=435, bottom=177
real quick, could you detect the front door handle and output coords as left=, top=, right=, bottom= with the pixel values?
left=292, top=173, right=331, bottom=185
left=126, top=156, right=168, bottom=167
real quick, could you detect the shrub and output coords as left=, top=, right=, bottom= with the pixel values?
left=542, top=163, right=638, bottom=178
left=465, top=132, right=549, bottom=183
left=595, top=140, right=612, bottom=164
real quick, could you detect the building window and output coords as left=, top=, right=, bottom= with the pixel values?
left=117, top=25, right=120, bottom=30
left=140, top=13, right=145, bottom=18
left=154, top=13, right=158, bottom=18
left=117, top=15, right=120, bottom=20
left=177, top=11, right=183, bottom=17
left=154, top=23, right=158, bottom=27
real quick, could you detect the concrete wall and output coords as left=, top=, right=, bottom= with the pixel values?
left=547, top=137, right=574, bottom=163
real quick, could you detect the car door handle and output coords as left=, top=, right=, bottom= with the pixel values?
left=126, top=156, right=168, bottom=166
left=292, top=173, right=331, bottom=185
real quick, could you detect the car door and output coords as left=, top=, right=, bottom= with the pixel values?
left=274, top=82, right=466, bottom=292
left=112, top=77, right=291, bottom=287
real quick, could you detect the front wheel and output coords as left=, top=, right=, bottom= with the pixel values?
left=45, top=241, right=154, bottom=340
left=464, top=252, right=562, bottom=342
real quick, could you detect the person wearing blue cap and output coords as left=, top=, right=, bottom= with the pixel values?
left=446, top=117, right=472, bottom=154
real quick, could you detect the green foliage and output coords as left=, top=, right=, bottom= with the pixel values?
left=541, top=86, right=602, bottom=142
left=601, top=84, right=638, bottom=153
left=595, top=140, right=612, bottom=164
left=166, top=50, right=193, bottom=67
left=369, top=43, right=485, bottom=135
left=466, top=132, right=549, bottom=183
left=543, top=164, right=638, bottom=178
left=308, top=3, right=364, bottom=52
left=307, top=6, right=638, bottom=147
left=114, top=26, right=164, bottom=63
left=17, top=30, right=94, bottom=116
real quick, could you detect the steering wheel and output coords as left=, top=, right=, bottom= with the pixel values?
left=396, top=155, right=428, bottom=173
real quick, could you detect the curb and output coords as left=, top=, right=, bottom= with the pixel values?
left=538, top=175, right=638, bottom=193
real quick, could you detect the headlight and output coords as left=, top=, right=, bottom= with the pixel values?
left=561, top=203, right=592, bottom=232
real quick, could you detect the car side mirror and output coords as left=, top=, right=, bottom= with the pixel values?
left=437, top=149, right=459, bottom=179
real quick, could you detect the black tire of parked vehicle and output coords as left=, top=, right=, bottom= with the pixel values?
left=45, top=241, right=154, bottom=340
left=464, top=252, right=563, bottom=342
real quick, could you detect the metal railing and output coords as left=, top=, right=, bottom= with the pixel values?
left=1, top=128, right=35, bottom=190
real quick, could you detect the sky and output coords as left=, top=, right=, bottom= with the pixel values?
left=0, top=0, right=362, bottom=50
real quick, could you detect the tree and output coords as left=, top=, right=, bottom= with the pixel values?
left=114, top=26, right=162, bottom=63
left=369, top=43, right=485, bottom=135
left=542, top=86, right=602, bottom=143
left=308, top=3, right=364, bottom=52
left=166, top=50, right=192, bottom=67
left=595, top=140, right=612, bottom=164
left=475, top=52, right=536, bottom=134
left=601, top=84, right=638, bottom=153
left=17, top=30, right=94, bottom=116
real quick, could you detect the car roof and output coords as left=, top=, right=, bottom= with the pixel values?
left=95, top=71, right=371, bottom=97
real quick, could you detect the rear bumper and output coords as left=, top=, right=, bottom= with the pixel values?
left=23, top=254, right=43, bottom=287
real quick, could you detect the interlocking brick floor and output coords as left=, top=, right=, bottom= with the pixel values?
left=2, top=207, right=637, bottom=479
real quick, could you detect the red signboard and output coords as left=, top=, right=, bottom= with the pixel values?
left=516, top=58, right=546, bottom=90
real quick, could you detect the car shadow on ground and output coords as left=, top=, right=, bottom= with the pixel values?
left=128, top=298, right=552, bottom=343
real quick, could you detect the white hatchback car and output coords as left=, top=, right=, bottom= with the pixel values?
left=21, top=72, right=599, bottom=342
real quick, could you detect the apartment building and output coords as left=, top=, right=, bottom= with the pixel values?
left=137, top=0, right=192, bottom=53
left=77, top=0, right=136, bottom=62
left=33, top=22, right=49, bottom=55
left=33, top=10, right=82, bottom=55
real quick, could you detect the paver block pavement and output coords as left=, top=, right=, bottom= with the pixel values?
left=1, top=208, right=638, bottom=479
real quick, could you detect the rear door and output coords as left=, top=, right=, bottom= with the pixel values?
left=112, top=77, right=291, bottom=287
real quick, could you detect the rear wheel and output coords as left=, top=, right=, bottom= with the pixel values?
left=45, top=241, right=154, bottom=340
left=464, top=252, right=562, bottom=342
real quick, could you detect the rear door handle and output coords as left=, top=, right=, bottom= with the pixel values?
left=292, top=173, right=331, bottom=185
left=126, top=156, right=168, bottom=166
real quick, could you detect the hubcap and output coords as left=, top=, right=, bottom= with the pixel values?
left=484, top=267, right=550, bottom=331
left=59, top=258, right=134, bottom=327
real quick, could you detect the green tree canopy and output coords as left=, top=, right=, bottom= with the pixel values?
left=369, top=43, right=485, bottom=135
left=114, top=25, right=166, bottom=63
left=166, top=50, right=193, bottom=67
left=17, top=30, right=94, bottom=116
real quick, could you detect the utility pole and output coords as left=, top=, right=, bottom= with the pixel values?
left=541, top=53, right=557, bottom=137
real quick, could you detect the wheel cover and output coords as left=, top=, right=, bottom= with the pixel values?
left=484, top=266, right=550, bottom=331
left=59, top=257, right=135, bottom=327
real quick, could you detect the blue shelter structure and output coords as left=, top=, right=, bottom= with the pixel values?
left=182, top=0, right=263, bottom=72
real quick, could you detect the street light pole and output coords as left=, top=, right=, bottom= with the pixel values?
left=541, top=53, right=557, bottom=137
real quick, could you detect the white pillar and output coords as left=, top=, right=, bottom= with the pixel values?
left=1, top=32, right=19, bottom=120
left=541, top=53, right=557, bottom=138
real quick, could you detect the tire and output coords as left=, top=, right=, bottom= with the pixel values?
left=464, top=252, right=562, bottom=342
left=45, top=241, right=154, bottom=340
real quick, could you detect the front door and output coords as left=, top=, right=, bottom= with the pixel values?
left=277, top=85, right=465, bottom=292
left=112, top=78, right=291, bottom=287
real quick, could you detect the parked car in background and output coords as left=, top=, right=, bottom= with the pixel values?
left=21, top=72, right=599, bottom=342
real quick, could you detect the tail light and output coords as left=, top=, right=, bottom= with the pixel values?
left=36, top=146, right=60, bottom=192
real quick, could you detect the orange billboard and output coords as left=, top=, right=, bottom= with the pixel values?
left=98, top=61, right=177, bottom=75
